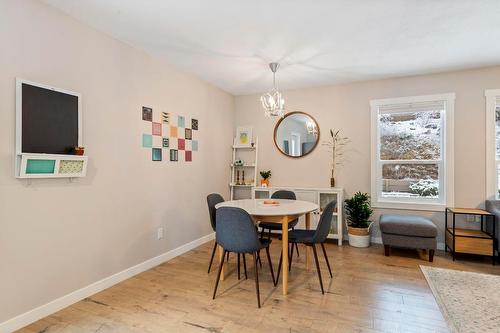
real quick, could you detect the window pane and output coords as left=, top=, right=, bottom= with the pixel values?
left=379, top=111, right=441, bottom=160
left=496, top=105, right=500, bottom=159
left=381, top=163, right=439, bottom=198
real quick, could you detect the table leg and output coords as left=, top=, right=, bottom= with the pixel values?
left=218, top=245, right=225, bottom=281
left=282, top=216, right=289, bottom=295
left=305, top=212, right=311, bottom=271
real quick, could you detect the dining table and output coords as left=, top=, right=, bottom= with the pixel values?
left=215, top=198, right=319, bottom=295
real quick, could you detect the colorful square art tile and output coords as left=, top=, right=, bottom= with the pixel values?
left=191, top=119, right=198, bottom=130
left=185, top=150, right=192, bottom=162
left=152, top=148, right=162, bottom=161
left=162, top=138, right=169, bottom=148
left=170, top=149, right=178, bottom=161
left=142, top=134, right=153, bottom=148
left=170, top=126, right=178, bottom=137
left=152, top=122, right=162, bottom=136
left=178, top=139, right=185, bottom=150
left=142, top=106, right=152, bottom=121
left=185, top=128, right=192, bottom=140
left=191, top=140, right=198, bottom=151
left=178, top=116, right=185, bottom=128
left=59, top=160, right=84, bottom=174
left=162, top=112, right=169, bottom=123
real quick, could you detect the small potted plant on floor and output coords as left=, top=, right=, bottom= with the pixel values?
left=345, top=192, right=373, bottom=248
left=260, top=170, right=271, bottom=187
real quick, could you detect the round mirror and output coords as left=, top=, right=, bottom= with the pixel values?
left=273, top=112, right=320, bottom=158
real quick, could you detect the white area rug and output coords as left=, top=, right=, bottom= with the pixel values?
left=420, top=266, right=500, bottom=333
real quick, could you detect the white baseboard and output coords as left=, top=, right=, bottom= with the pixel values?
left=370, top=236, right=445, bottom=250
left=0, top=232, right=215, bottom=333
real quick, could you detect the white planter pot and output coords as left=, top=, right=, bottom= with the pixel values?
left=348, top=233, right=371, bottom=248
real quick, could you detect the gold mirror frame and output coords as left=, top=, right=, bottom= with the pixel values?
left=273, top=111, right=320, bottom=158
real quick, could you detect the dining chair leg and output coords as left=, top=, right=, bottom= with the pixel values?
left=275, top=250, right=282, bottom=285
left=212, top=250, right=227, bottom=299
left=257, top=251, right=262, bottom=268
left=268, top=229, right=272, bottom=240
left=260, top=228, right=265, bottom=240
left=207, top=242, right=217, bottom=274
left=237, top=253, right=241, bottom=280
left=253, top=252, right=261, bottom=308
left=265, top=246, right=275, bottom=286
left=320, top=242, right=333, bottom=278
left=295, top=243, right=300, bottom=257
left=289, top=242, right=294, bottom=272
left=226, top=251, right=230, bottom=262
left=243, top=253, right=248, bottom=279
left=312, top=245, right=324, bottom=294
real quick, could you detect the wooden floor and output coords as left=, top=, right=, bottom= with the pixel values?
left=18, top=240, right=500, bottom=333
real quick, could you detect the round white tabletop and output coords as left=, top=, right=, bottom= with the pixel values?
left=215, top=199, right=318, bottom=217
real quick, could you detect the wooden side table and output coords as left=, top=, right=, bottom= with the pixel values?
left=445, top=207, right=496, bottom=265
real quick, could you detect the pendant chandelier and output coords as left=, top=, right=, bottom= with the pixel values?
left=260, top=62, right=285, bottom=117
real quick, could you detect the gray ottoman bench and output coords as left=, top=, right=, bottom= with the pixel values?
left=380, top=214, right=437, bottom=262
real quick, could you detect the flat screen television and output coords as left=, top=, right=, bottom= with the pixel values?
left=16, top=79, right=82, bottom=155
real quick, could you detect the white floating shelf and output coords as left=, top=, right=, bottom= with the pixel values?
left=230, top=164, right=256, bottom=168
left=229, top=183, right=254, bottom=187
left=16, top=153, right=88, bottom=179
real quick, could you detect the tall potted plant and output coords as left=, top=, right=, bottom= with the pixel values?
left=322, top=129, right=350, bottom=187
left=345, top=192, right=373, bottom=247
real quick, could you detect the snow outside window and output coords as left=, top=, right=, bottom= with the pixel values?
left=370, top=94, right=455, bottom=211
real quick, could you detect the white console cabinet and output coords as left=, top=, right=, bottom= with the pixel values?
left=252, top=186, right=344, bottom=245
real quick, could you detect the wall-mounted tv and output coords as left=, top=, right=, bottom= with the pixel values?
left=16, top=79, right=82, bottom=155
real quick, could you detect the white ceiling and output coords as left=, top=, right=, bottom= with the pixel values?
left=43, top=0, right=500, bottom=95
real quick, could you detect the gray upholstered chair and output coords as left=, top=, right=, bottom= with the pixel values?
left=259, top=190, right=300, bottom=257
left=484, top=200, right=500, bottom=258
left=276, top=200, right=336, bottom=294
left=206, top=193, right=224, bottom=273
left=213, top=207, right=275, bottom=308
left=380, top=214, right=437, bottom=262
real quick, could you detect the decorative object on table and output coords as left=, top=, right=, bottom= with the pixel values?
left=152, top=148, right=162, bottom=161
left=73, top=147, right=85, bottom=156
left=235, top=126, right=253, bottom=147
left=252, top=186, right=344, bottom=246
left=273, top=111, right=320, bottom=158
left=445, top=207, right=496, bottom=264
left=263, top=199, right=280, bottom=206
left=345, top=192, right=373, bottom=248
left=142, top=106, right=152, bottom=121
left=380, top=214, right=437, bottom=261
left=420, top=266, right=500, bottom=333
left=260, top=62, right=285, bottom=117
left=260, top=170, right=271, bottom=187
left=234, top=159, right=244, bottom=166
left=323, top=129, right=350, bottom=187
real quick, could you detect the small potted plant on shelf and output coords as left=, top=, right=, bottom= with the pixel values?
left=345, top=192, right=373, bottom=248
left=260, top=170, right=271, bottom=187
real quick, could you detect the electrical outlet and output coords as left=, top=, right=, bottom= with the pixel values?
left=157, top=227, right=164, bottom=240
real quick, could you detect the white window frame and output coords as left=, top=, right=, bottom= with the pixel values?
left=485, top=89, right=500, bottom=200
left=370, top=93, right=455, bottom=211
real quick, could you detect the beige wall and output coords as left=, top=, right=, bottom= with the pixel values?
left=235, top=66, right=500, bottom=243
left=0, top=0, right=233, bottom=323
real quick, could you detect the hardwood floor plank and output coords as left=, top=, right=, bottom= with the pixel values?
left=16, top=241, right=500, bottom=333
